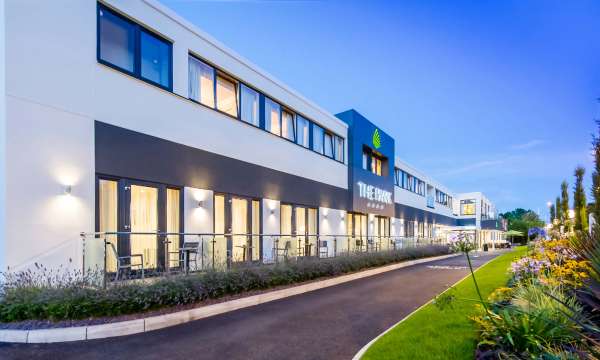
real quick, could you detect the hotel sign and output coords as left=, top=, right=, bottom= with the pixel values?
left=357, top=181, right=392, bottom=210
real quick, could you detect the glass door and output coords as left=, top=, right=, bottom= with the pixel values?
left=373, top=216, right=390, bottom=251
left=128, top=183, right=159, bottom=270
left=97, top=177, right=181, bottom=276
left=231, top=198, right=248, bottom=262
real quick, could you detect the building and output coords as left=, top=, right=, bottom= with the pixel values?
left=0, top=0, right=506, bottom=273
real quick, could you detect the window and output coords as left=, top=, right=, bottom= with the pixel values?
left=98, top=5, right=172, bottom=90
left=362, top=149, right=384, bottom=176
left=296, top=115, right=310, bottom=148
left=265, top=98, right=281, bottom=135
left=140, top=30, right=171, bottom=88
left=461, top=199, right=476, bottom=215
left=98, top=7, right=135, bottom=73
left=188, top=56, right=215, bottom=107
left=324, top=133, right=334, bottom=158
left=282, top=110, right=295, bottom=141
left=240, top=84, right=259, bottom=126
left=216, top=75, right=238, bottom=117
left=362, top=152, right=368, bottom=170
left=312, top=124, right=324, bottom=154
left=372, top=157, right=382, bottom=175
left=334, top=136, right=344, bottom=162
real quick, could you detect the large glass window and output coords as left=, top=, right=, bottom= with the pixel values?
left=265, top=97, right=281, bottom=136
left=296, top=115, right=310, bottom=148
left=98, top=7, right=135, bottom=73
left=240, top=84, right=259, bottom=126
left=188, top=56, right=215, bottom=107
left=312, top=124, right=324, bottom=154
left=282, top=110, right=295, bottom=142
left=216, top=75, right=238, bottom=117
left=140, top=30, right=171, bottom=88
left=98, top=5, right=172, bottom=90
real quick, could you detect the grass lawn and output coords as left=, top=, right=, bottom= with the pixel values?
left=362, top=246, right=528, bottom=360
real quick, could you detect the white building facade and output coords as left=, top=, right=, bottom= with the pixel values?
left=0, top=0, right=505, bottom=273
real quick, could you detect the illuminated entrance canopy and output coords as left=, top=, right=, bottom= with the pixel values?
left=357, top=181, right=392, bottom=204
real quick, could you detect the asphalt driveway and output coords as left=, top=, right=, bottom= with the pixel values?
left=0, top=252, right=501, bottom=360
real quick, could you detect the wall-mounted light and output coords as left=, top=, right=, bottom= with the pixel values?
left=340, top=212, right=345, bottom=221
left=198, top=200, right=204, bottom=208
left=270, top=209, right=275, bottom=215
left=324, top=213, right=328, bottom=219
left=63, top=185, right=72, bottom=196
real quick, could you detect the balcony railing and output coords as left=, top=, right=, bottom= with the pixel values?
left=80, top=231, right=447, bottom=286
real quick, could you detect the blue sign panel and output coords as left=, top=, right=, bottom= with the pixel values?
left=336, top=110, right=395, bottom=217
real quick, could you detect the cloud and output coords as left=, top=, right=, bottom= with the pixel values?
left=510, top=139, right=544, bottom=150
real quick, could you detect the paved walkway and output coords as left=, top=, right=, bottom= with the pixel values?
left=0, top=252, right=501, bottom=360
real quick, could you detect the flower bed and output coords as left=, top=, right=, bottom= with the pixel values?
left=471, top=237, right=597, bottom=359
left=0, top=245, right=450, bottom=323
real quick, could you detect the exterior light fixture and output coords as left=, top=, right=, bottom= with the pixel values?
left=324, top=213, right=328, bottom=219
left=64, top=185, right=72, bottom=195
left=270, top=209, right=275, bottom=215
left=198, top=200, right=204, bottom=208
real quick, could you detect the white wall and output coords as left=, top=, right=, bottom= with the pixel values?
left=319, top=207, right=346, bottom=257
left=0, top=0, right=6, bottom=270
left=262, top=199, right=280, bottom=263
left=3, top=0, right=349, bottom=270
left=183, top=187, right=214, bottom=234
left=5, top=96, right=95, bottom=271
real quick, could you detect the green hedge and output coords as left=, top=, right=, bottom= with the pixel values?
left=0, top=245, right=450, bottom=322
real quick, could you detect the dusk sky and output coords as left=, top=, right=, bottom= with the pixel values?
left=161, top=0, right=600, bottom=217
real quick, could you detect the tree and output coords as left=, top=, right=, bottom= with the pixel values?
left=500, top=208, right=545, bottom=242
left=561, top=181, right=570, bottom=226
left=592, top=120, right=600, bottom=226
left=550, top=204, right=556, bottom=224
left=555, top=196, right=562, bottom=226
left=574, top=166, right=588, bottom=232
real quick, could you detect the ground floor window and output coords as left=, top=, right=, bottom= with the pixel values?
left=280, top=204, right=318, bottom=257
left=214, top=193, right=262, bottom=265
left=97, top=177, right=182, bottom=274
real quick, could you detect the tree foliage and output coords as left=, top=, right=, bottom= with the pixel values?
left=560, top=181, right=569, bottom=226
left=500, top=209, right=545, bottom=241
left=592, top=120, right=600, bottom=226
left=573, top=166, right=588, bottom=232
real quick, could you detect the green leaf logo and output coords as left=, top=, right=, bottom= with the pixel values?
left=373, top=128, right=381, bottom=149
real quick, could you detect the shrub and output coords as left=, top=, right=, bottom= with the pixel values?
left=0, top=245, right=450, bottom=322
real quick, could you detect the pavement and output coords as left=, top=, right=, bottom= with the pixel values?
left=0, top=251, right=502, bottom=360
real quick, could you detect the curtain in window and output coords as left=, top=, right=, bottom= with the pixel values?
left=213, top=195, right=227, bottom=268
left=265, top=98, right=281, bottom=135
left=189, top=56, right=215, bottom=107
left=312, top=125, right=324, bottom=154
left=334, top=136, right=344, bottom=162
left=130, top=185, right=158, bottom=269
left=282, top=111, right=295, bottom=141
left=296, top=115, right=310, bottom=148
left=324, top=133, right=333, bottom=158
left=240, top=84, right=259, bottom=126
left=166, top=189, right=180, bottom=269
left=216, top=76, right=238, bottom=117
left=99, top=180, right=118, bottom=272
left=231, top=198, right=248, bottom=262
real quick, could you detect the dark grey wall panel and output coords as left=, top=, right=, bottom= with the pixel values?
left=394, top=203, right=457, bottom=226
left=95, top=121, right=350, bottom=210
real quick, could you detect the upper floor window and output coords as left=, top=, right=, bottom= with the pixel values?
left=296, top=115, right=310, bottom=148
left=334, top=135, right=344, bottom=162
left=98, top=4, right=172, bottom=90
left=240, top=84, right=259, bottom=126
left=282, top=110, right=296, bottom=142
left=363, top=149, right=384, bottom=176
left=312, top=124, right=324, bottom=154
left=188, top=56, right=215, bottom=107
left=461, top=199, right=476, bottom=215
left=216, top=75, right=238, bottom=117
left=324, top=133, right=334, bottom=158
left=265, top=97, right=281, bottom=135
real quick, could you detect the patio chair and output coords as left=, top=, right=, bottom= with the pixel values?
left=107, top=242, right=144, bottom=281
left=169, top=241, right=201, bottom=273
left=275, top=240, right=291, bottom=262
left=319, top=240, right=328, bottom=258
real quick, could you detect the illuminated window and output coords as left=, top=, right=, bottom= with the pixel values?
left=461, top=199, right=476, bottom=215
left=216, top=75, right=238, bottom=117
left=324, top=133, right=334, bottom=158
